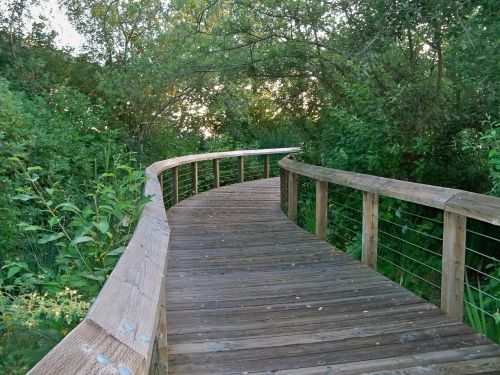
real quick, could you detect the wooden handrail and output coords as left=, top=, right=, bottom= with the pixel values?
left=29, top=148, right=298, bottom=375
left=279, top=155, right=500, bottom=321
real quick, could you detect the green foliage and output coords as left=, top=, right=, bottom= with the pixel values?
left=0, top=79, right=148, bottom=370
left=0, top=288, right=90, bottom=374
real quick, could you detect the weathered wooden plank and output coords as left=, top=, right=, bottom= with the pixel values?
left=315, top=180, right=328, bottom=239
left=148, top=148, right=299, bottom=176
left=278, top=156, right=500, bottom=225
left=445, top=190, right=500, bottom=225
left=441, top=211, right=467, bottom=320
left=362, top=191, right=379, bottom=270
left=247, top=345, right=500, bottom=375
left=28, top=321, right=146, bottom=375
left=165, top=178, right=498, bottom=375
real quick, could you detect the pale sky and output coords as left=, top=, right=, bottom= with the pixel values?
left=31, top=0, right=85, bottom=52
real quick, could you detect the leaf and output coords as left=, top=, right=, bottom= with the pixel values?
left=56, top=202, right=81, bottom=213
left=38, top=232, right=65, bottom=244
left=107, top=246, right=125, bottom=256
left=21, top=225, right=42, bottom=232
left=13, top=194, right=34, bottom=201
left=82, top=274, right=105, bottom=282
left=48, top=216, right=58, bottom=227
left=7, top=266, right=21, bottom=279
left=27, top=166, right=43, bottom=171
left=71, top=236, right=93, bottom=245
left=93, top=220, right=109, bottom=234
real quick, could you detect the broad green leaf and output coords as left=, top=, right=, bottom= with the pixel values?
left=56, top=202, right=81, bottom=213
left=38, top=232, right=65, bottom=244
left=82, top=274, right=105, bottom=282
left=7, top=266, right=21, bottom=279
left=13, top=194, right=34, bottom=201
left=27, top=166, right=43, bottom=171
left=107, top=246, right=125, bottom=256
left=93, top=220, right=109, bottom=234
left=19, top=224, right=42, bottom=232
left=48, top=216, right=58, bottom=227
left=71, top=236, right=93, bottom=245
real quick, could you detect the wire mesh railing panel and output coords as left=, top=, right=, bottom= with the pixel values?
left=177, top=164, right=193, bottom=201
left=269, top=154, right=283, bottom=177
left=377, top=197, right=443, bottom=305
left=162, top=169, right=173, bottom=210
left=197, top=160, right=214, bottom=194
left=244, top=155, right=264, bottom=181
left=296, top=175, right=316, bottom=234
left=464, top=219, right=500, bottom=343
left=327, top=185, right=363, bottom=260
left=219, top=158, right=239, bottom=186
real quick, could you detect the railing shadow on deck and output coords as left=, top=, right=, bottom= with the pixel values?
left=28, top=148, right=298, bottom=375
left=28, top=147, right=499, bottom=374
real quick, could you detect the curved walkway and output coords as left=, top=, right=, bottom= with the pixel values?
left=165, top=178, right=499, bottom=374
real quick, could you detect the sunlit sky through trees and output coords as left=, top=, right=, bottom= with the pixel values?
left=31, top=0, right=84, bottom=51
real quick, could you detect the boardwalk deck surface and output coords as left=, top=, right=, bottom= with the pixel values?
left=165, top=178, right=500, bottom=374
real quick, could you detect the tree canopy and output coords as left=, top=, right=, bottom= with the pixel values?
left=0, top=0, right=499, bottom=371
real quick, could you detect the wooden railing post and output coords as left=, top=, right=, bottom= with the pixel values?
left=316, top=180, right=328, bottom=239
left=362, top=192, right=379, bottom=270
left=160, top=172, right=164, bottom=193
left=288, top=172, right=298, bottom=223
left=264, top=154, right=270, bottom=178
left=171, top=166, right=179, bottom=205
left=441, top=211, right=467, bottom=320
left=280, top=168, right=288, bottom=212
left=238, top=156, right=244, bottom=183
left=191, top=162, right=198, bottom=195
left=213, top=158, right=220, bottom=188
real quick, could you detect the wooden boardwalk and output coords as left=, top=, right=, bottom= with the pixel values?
left=165, top=178, right=500, bottom=375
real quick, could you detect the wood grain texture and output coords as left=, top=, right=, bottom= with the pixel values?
left=315, top=180, right=328, bottom=239
left=165, top=179, right=500, bottom=375
left=213, top=159, right=220, bottom=188
left=441, top=211, right=467, bottom=320
left=362, top=191, right=379, bottom=270
left=148, top=148, right=299, bottom=176
left=264, top=154, right=270, bottom=178
left=279, top=156, right=500, bottom=224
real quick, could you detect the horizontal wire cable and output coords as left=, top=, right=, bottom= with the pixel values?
left=379, top=217, right=442, bottom=241
left=378, top=243, right=442, bottom=274
left=379, top=229, right=442, bottom=258
left=464, top=300, right=496, bottom=319
left=379, top=204, right=443, bottom=225
left=465, top=265, right=500, bottom=284
left=465, top=283, right=500, bottom=303
left=467, top=229, right=500, bottom=243
left=378, top=254, right=441, bottom=290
